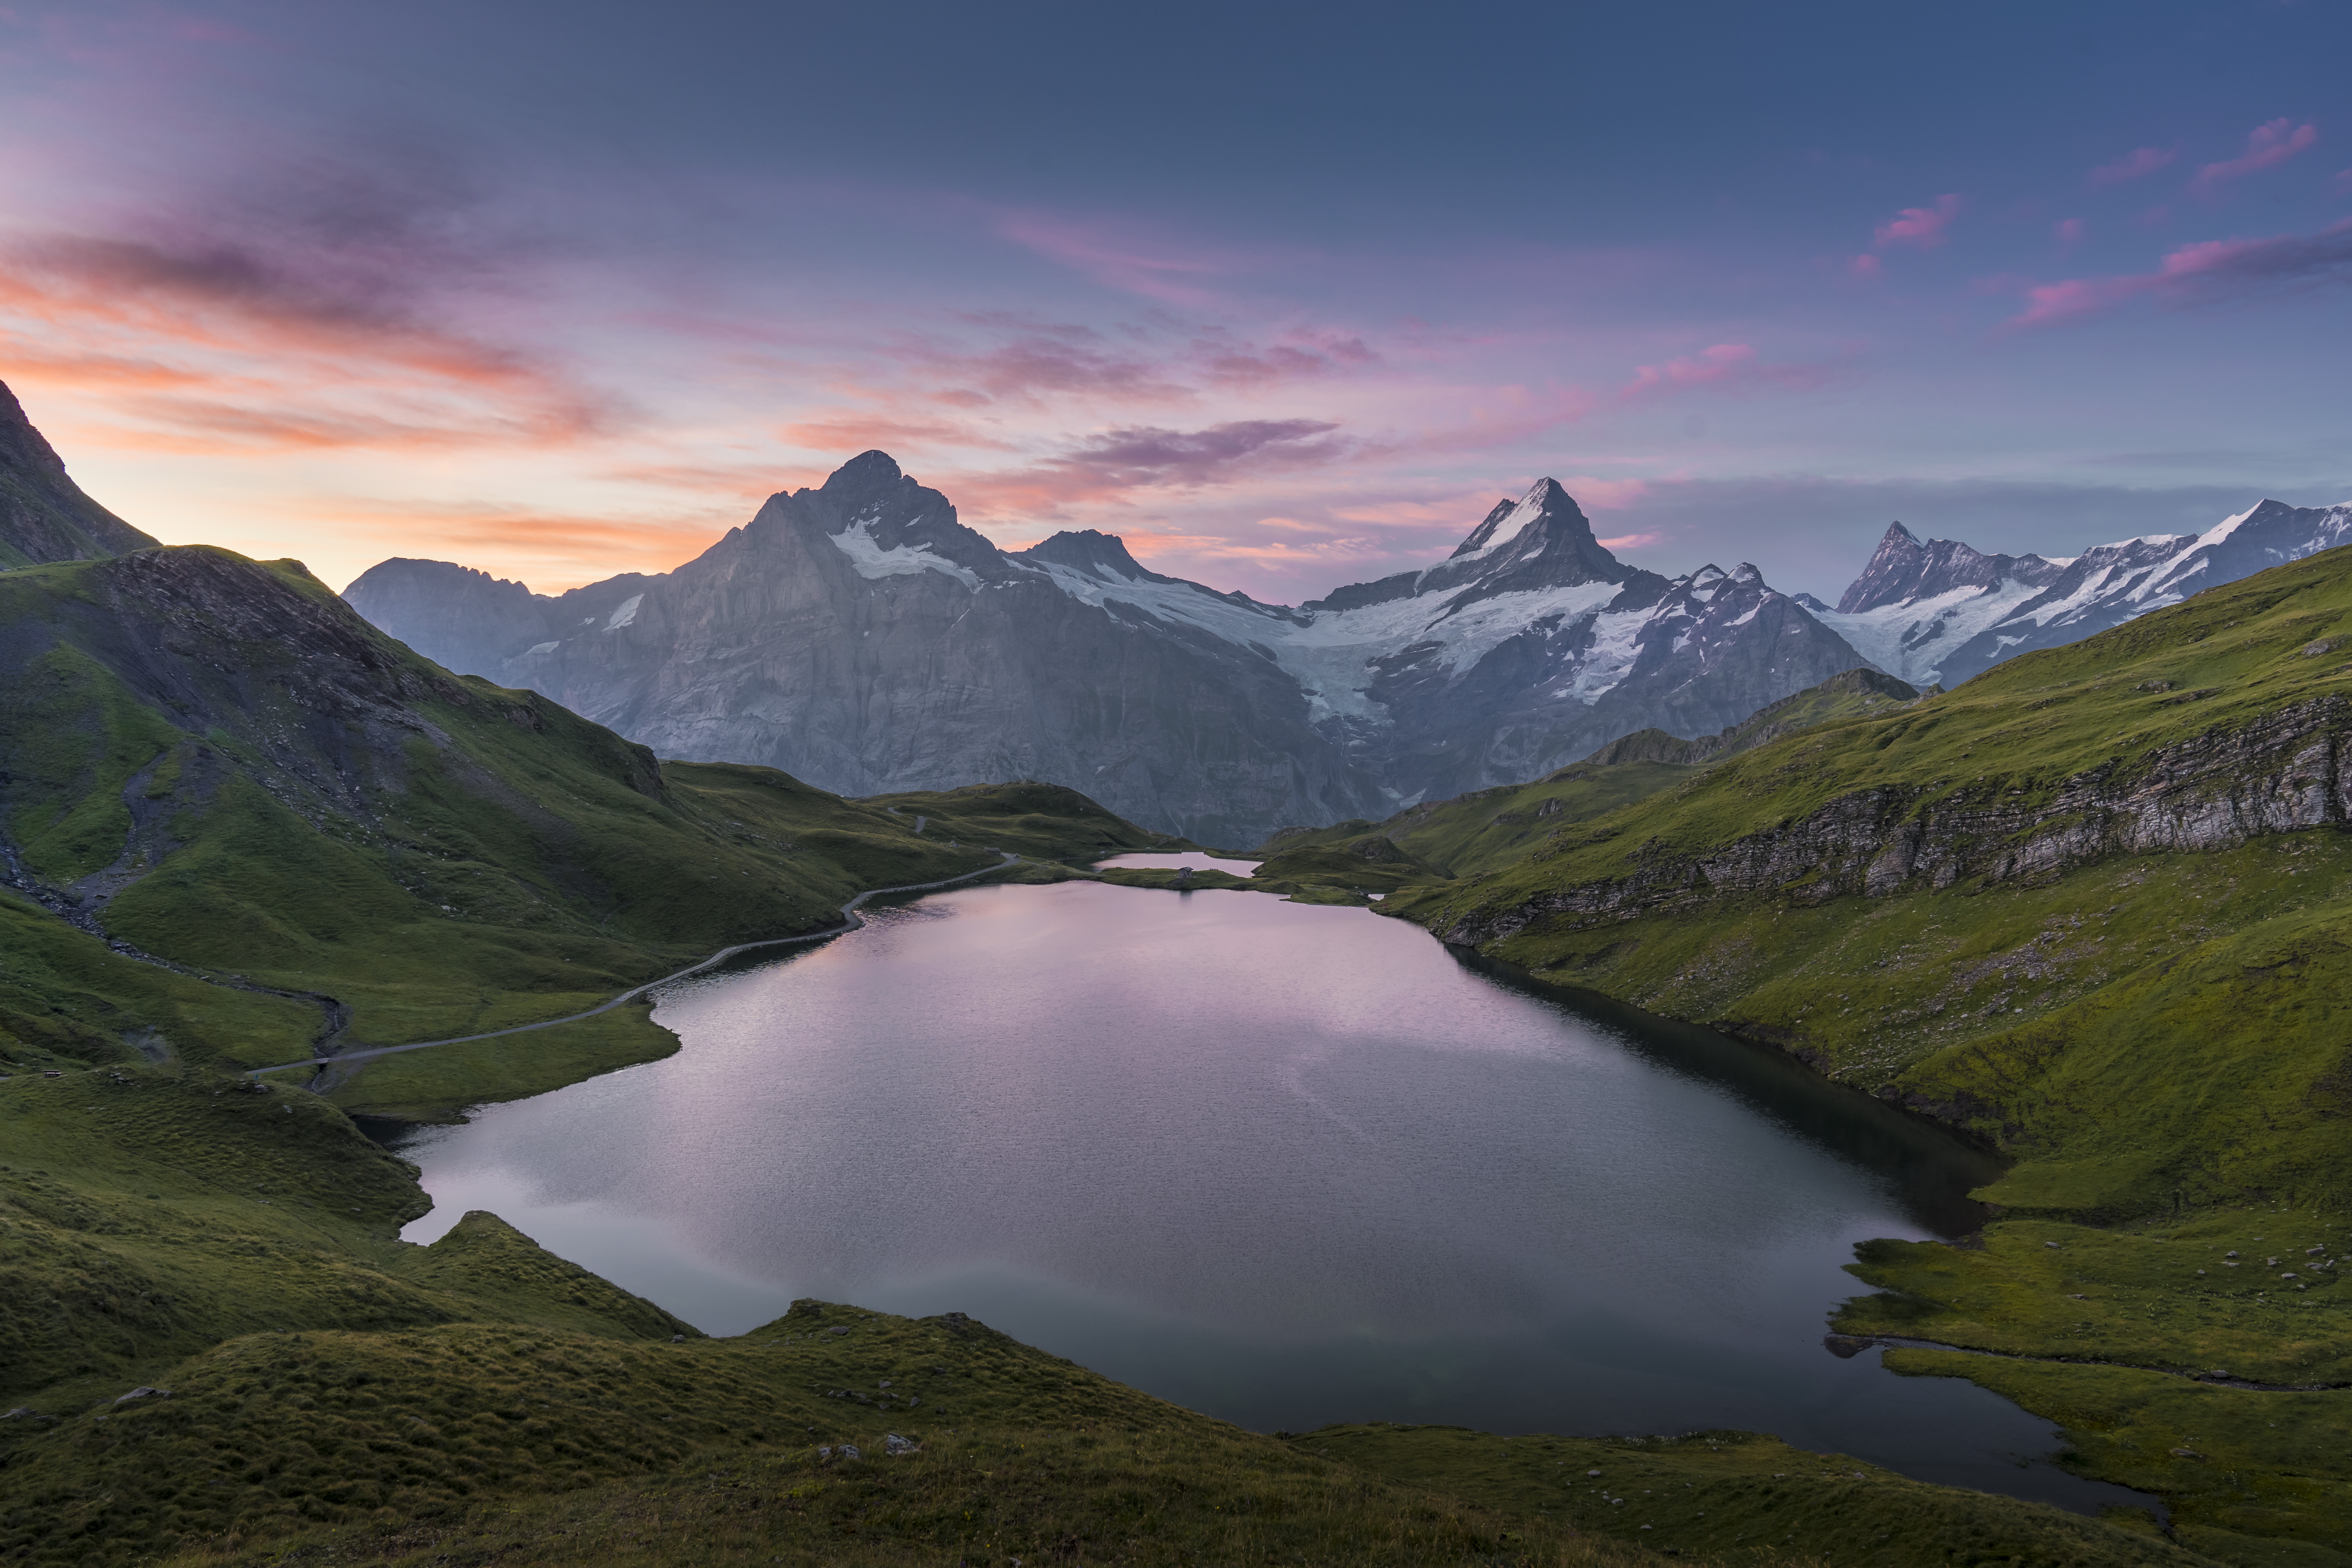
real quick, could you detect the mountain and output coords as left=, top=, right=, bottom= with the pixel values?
left=348, top=461, right=1867, bottom=842
left=0, top=382, right=156, bottom=567
left=1814, top=502, right=2352, bottom=687
left=0, top=536, right=1162, bottom=1115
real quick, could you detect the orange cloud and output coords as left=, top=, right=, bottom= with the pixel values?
left=299, top=496, right=737, bottom=591
left=0, top=232, right=619, bottom=458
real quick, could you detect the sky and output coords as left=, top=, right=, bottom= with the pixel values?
left=1, top=0, right=2347, bottom=604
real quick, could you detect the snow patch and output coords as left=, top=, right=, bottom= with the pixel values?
left=604, top=593, right=644, bottom=630
left=1812, top=577, right=2047, bottom=685
left=1454, top=481, right=1551, bottom=562
left=829, top=520, right=981, bottom=590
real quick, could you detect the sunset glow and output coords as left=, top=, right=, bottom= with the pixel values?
left=1, top=2, right=2346, bottom=601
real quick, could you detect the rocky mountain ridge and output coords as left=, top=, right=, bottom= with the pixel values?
left=348, top=458, right=1867, bottom=841
left=1813, top=501, right=2352, bottom=687
left=0, top=382, right=156, bottom=568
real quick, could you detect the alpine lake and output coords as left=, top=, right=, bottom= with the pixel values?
left=383, top=853, right=2159, bottom=1520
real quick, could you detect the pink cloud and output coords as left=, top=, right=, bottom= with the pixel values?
left=1619, top=343, right=1839, bottom=403
left=1327, top=495, right=1499, bottom=527
left=1566, top=477, right=1657, bottom=510
left=2087, top=146, right=2176, bottom=187
left=996, top=214, right=1237, bottom=308
left=1195, top=327, right=1380, bottom=389
left=2054, top=217, right=2088, bottom=251
left=1847, top=252, right=1883, bottom=280
left=1873, top=195, right=1962, bottom=251
left=2003, top=217, right=2352, bottom=328
left=2192, top=119, right=2319, bottom=194
left=1624, top=343, right=1753, bottom=394
left=937, top=419, right=1356, bottom=520
left=1596, top=531, right=1663, bottom=550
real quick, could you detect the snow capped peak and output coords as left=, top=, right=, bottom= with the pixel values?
left=1019, top=528, right=1161, bottom=583
left=1449, top=479, right=1558, bottom=561
left=1688, top=563, right=1728, bottom=585
left=1812, top=494, right=2352, bottom=688
left=1731, top=562, right=1763, bottom=585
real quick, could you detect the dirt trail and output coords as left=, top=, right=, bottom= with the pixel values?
left=245, top=852, right=1023, bottom=1081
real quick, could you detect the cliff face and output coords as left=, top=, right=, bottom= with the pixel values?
left=1440, top=693, right=2352, bottom=948
left=0, top=380, right=157, bottom=568
left=348, top=462, right=1863, bottom=840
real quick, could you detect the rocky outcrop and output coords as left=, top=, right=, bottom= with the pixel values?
left=1442, top=695, right=2352, bottom=947
left=0, top=380, right=156, bottom=568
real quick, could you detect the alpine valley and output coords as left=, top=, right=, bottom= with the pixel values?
left=6, top=372, right=2351, bottom=1568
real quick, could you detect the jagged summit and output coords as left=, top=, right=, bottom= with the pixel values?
left=1439, top=477, right=1623, bottom=586
left=1815, top=497, right=2352, bottom=687
left=345, top=458, right=1866, bottom=838
left=1451, top=479, right=1583, bottom=558
left=817, top=448, right=906, bottom=495
left=1019, top=529, right=1166, bottom=583
left=1836, top=521, right=2061, bottom=615
left=0, top=378, right=158, bottom=568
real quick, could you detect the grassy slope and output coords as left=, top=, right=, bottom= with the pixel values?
left=0, top=549, right=1169, bottom=1118
left=1298, top=1423, right=2199, bottom=1568
left=0, top=1295, right=1668, bottom=1568
left=0, top=1063, right=695, bottom=1411
left=1359, top=549, right=2352, bottom=1564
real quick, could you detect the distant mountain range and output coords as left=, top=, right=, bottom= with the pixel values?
left=1803, top=500, right=2352, bottom=688
left=346, top=455, right=1862, bottom=842
left=7, top=370, right=2343, bottom=843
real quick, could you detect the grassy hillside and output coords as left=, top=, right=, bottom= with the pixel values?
left=1583, top=665, right=1924, bottom=767
left=1366, top=545, right=2352, bottom=1564
left=0, top=547, right=1170, bottom=1118
left=1298, top=1423, right=2195, bottom=1567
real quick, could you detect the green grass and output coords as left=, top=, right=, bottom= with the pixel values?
left=1, top=1233, right=1661, bottom=1568
left=1832, top=1209, right=2352, bottom=1563
left=316, top=1002, right=683, bottom=1122
left=1880, top=1352, right=2351, bottom=1566
left=1836, top=1211, right=2352, bottom=1387
left=1298, top=1422, right=2199, bottom=1567
left=0, top=549, right=1171, bottom=1118
left=0, top=1062, right=704, bottom=1411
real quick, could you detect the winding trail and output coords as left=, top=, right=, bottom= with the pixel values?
left=246, top=852, right=1022, bottom=1080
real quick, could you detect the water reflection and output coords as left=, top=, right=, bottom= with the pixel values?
left=389, top=880, right=2145, bottom=1517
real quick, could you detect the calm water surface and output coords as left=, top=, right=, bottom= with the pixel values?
left=392, top=875, right=2151, bottom=1516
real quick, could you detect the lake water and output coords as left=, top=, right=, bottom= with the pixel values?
left=389, top=871, right=2155, bottom=1518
